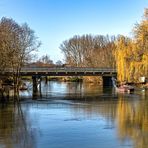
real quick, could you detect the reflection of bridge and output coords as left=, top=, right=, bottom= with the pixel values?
left=4, top=67, right=117, bottom=76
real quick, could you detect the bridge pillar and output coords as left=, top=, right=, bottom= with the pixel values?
left=39, top=77, right=42, bottom=98
left=45, top=76, right=48, bottom=84
left=32, top=75, right=42, bottom=99
left=102, top=76, right=113, bottom=87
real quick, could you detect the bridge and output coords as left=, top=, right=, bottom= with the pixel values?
left=1, top=67, right=117, bottom=98
left=2, top=67, right=117, bottom=76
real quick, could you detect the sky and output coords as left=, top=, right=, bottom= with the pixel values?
left=0, top=0, right=148, bottom=63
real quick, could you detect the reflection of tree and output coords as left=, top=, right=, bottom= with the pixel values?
left=66, top=82, right=103, bottom=98
left=116, top=97, right=148, bottom=148
left=66, top=82, right=83, bottom=98
left=0, top=104, right=36, bottom=148
left=65, top=91, right=148, bottom=148
left=83, top=83, right=102, bottom=94
left=68, top=98, right=117, bottom=122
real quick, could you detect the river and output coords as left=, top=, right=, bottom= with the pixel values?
left=0, top=81, right=148, bottom=148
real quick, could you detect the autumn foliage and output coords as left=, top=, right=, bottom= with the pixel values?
left=61, top=8, right=148, bottom=82
left=115, top=8, right=148, bottom=82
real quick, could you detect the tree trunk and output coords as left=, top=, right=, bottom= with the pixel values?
left=13, top=75, right=20, bottom=102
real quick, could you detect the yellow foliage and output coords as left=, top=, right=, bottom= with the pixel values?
left=115, top=8, right=148, bottom=82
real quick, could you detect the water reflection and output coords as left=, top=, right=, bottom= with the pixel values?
left=0, top=81, right=148, bottom=148
left=117, top=96, right=148, bottom=148
left=20, top=81, right=105, bottom=99
left=0, top=104, right=36, bottom=148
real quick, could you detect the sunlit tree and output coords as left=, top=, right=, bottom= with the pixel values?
left=60, top=34, right=116, bottom=68
left=0, top=17, right=41, bottom=101
left=115, top=8, right=148, bottom=82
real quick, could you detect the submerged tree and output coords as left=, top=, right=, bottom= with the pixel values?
left=0, top=17, right=41, bottom=101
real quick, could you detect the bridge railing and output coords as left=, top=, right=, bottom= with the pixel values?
left=20, top=67, right=116, bottom=73
left=2, top=67, right=116, bottom=73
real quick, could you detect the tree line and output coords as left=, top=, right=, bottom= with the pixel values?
left=60, top=8, right=148, bottom=82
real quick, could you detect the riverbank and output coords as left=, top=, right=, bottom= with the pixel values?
left=32, top=76, right=148, bottom=88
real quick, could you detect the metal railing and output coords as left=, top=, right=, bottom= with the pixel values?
left=3, top=67, right=116, bottom=73
left=20, top=67, right=116, bottom=73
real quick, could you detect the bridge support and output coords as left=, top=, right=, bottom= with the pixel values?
left=102, top=76, right=113, bottom=87
left=45, top=76, right=48, bottom=84
left=32, top=75, right=42, bottom=99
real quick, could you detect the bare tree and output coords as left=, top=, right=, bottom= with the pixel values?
left=39, top=54, right=53, bottom=65
left=0, top=17, right=41, bottom=101
left=56, top=60, right=63, bottom=67
left=60, top=34, right=116, bottom=68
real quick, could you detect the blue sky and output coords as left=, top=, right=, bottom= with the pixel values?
left=0, top=0, right=147, bottom=62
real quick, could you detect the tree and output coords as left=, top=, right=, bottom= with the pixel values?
left=115, top=8, right=148, bottom=82
left=39, top=54, right=53, bottom=65
left=133, top=8, right=148, bottom=78
left=0, top=17, right=41, bottom=101
left=56, top=60, right=63, bottom=66
left=60, top=34, right=116, bottom=68
left=115, top=36, right=135, bottom=81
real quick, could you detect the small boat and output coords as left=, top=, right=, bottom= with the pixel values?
left=115, top=84, right=134, bottom=93
left=112, top=77, right=134, bottom=93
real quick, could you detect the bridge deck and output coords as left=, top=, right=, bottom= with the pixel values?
left=1, top=67, right=117, bottom=76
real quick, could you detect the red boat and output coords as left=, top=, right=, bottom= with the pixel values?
left=112, top=77, right=134, bottom=93
left=116, top=84, right=134, bottom=93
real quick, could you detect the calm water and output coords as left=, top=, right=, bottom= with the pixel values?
left=0, top=81, right=148, bottom=148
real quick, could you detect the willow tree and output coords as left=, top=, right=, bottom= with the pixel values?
left=115, top=8, right=148, bottom=82
left=0, top=17, right=41, bottom=101
left=133, top=8, right=148, bottom=78
left=115, top=36, right=136, bottom=82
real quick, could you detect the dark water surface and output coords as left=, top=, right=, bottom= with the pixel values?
left=0, top=81, right=148, bottom=148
